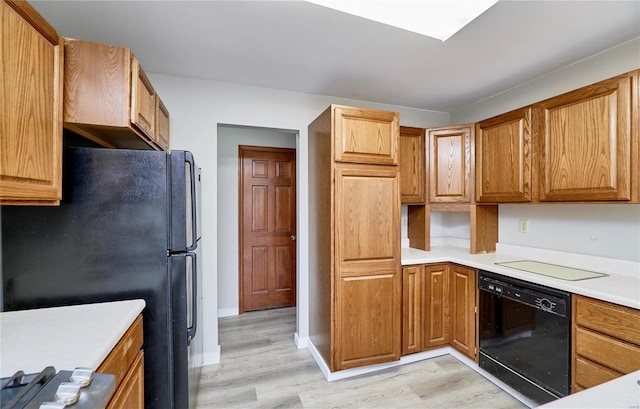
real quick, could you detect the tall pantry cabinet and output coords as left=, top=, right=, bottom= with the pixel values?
left=309, top=105, right=402, bottom=371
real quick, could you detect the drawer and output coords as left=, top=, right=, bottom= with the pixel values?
left=575, top=295, right=640, bottom=345
left=574, top=356, right=622, bottom=389
left=575, top=327, right=640, bottom=374
left=98, top=314, right=144, bottom=387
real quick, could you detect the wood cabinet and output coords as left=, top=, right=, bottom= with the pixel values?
left=155, top=97, right=170, bottom=151
left=476, top=107, right=533, bottom=203
left=402, top=265, right=424, bottom=355
left=572, top=295, right=640, bottom=392
left=399, top=126, right=426, bottom=203
left=1, top=0, right=63, bottom=205
left=450, top=265, right=478, bottom=360
left=63, top=38, right=168, bottom=151
left=537, top=71, right=637, bottom=202
left=309, top=104, right=401, bottom=371
left=98, top=314, right=145, bottom=409
left=428, top=125, right=474, bottom=203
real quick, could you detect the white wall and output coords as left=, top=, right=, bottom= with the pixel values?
left=217, top=125, right=297, bottom=317
left=450, top=38, right=640, bottom=262
left=147, top=73, right=450, bottom=364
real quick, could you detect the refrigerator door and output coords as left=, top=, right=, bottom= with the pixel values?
left=170, top=151, right=200, bottom=253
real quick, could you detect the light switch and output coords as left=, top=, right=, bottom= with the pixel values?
left=519, top=219, right=529, bottom=233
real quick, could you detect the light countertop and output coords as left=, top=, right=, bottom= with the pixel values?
left=0, top=299, right=145, bottom=378
left=401, top=244, right=640, bottom=309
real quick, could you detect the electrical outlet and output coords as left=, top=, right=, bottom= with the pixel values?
left=402, top=217, right=408, bottom=228
left=519, top=219, right=529, bottom=233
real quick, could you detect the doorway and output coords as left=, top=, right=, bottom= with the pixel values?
left=239, top=145, right=296, bottom=312
left=216, top=125, right=297, bottom=317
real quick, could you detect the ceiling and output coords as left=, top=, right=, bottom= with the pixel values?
left=30, top=0, right=640, bottom=112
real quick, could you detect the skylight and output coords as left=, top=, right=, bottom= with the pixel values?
left=306, top=0, right=499, bottom=41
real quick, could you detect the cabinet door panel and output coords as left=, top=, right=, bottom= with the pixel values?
left=334, top=105, right=399, bottom=165
left=539, top=74, right=632, bottom=201
left=130, top=56, right=156, bottom=141
left=575, top=327, right=640, bottom=375
left=574, top=356, right=621, bottom=390
left=402, top=265, right=423, bottom=355
left=450, top=265, right=477, bottom=359
left=476, top=108, right=532, bottom=202
left=336, top=272, right=400, bottom=370
left=399, top=126, right=426, bottom=203
left=429, top=126, right=473, bottom=203
left=335, top=165, right=400, bottom=269
left=1, top=1, right=62, bottom=204
left=424, top=264, right=450, bottom=348
left=155, top=96, right=170, bottom=151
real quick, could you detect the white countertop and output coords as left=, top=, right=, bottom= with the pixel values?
left=0, top=299, right=145, bottom=378
left=401, top=244, right=640, bottom=309
left=538, top=370, right=640, bottom=409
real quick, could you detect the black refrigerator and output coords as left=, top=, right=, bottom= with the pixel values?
left=1, top=147, right=203, bottom=409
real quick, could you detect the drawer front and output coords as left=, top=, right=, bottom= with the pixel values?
left=574, top=356, right=622, bottom=389
left=575, top=327, right=640, bottom=374
left=575, top=295, right=640, bottom=345
left=106, top=350, right=144, bottom=409
left=98, top=314, right=144, bottom=387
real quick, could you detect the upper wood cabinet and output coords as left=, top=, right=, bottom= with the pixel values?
left=333, top=105, right=399, bottom=166
left=63, top=38, right=168, bottom=151
left=428, top=125, right=474, bottom=203
left=476, top=107, right=533, bottom=203
left=399, top=126, right=426, bottom=203
left=308, top=105, right=401, bottom=372
left=1, top=0, right=63, bottom=205
left=537, top=71, right=637, bottom=202
left=155, top=97, right=170, bottom=151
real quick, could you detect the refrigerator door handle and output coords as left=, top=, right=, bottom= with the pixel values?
left=186, top=252, right=198, bottom=345
left=185, top=151, right=198, bottom=252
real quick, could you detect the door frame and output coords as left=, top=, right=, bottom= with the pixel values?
left=238, top=144, right=297, bottom=313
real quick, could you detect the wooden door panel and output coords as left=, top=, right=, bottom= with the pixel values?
left=240, top=146, right=296, bottom=312
left=539, top=74, right=632, bottom=201
left=399, top=126, right=426, bottom=203
left=424, top=265, right=450, bottom=347
left=450, top=266, right=477, bottom=359
left=336, top=273, right=400, bottom=369
left=429, top=126, right=472, bottom=203
left=476, top=108, right=532, bottom=202
left=402, top=265, right=423, bottom=355
left=335, top=165, right=400, bottom=267
left=333, top=105, right=399, bottom=165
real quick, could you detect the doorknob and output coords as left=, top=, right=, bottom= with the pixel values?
left=291, top=235, right=296, bottom=241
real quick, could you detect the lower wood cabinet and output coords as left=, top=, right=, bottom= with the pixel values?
left=402, top=263, right=477, bottom=360
left=98, top=314, right=145, bottom=409
left=572, top=295, right=640, bottom=392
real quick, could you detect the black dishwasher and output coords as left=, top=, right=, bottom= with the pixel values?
left=478, top=271, right=571, bottom=405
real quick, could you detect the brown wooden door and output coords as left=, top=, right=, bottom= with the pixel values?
left=428, top=125, right=473, bottom=203
left=399, top=126, right=426, bottom=204
left=402, top=265, right=424, bottom=355
left=240, top=146, right=296, bottom=312
left=424, top=264, right=450, bottom=348
left=450, top=265, right=477, bottom=360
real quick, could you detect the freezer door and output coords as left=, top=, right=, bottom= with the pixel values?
left=170, top=151, right=200, bottom=252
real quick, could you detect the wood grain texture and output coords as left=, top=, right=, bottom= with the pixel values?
left=402, top=265, right=424, bottom=355
left=470, top=205, right=498, bottom=254
left=155, top=96, right=170, bottom=151
left=574, top=327, right=640, bottom=374
left=538, top=72, right=633, bottom=201
left=407, top=204, right=429, bottom=251
left=631, top=69, right=639, bottom=203
left=98, top=315, right=144, bottom=390
left=574, top=356, right=621, bottom=390
left=1, top=0, right=63, bottom=204
left=475, top=107, right=532, bottom=203
left=333, top=105, right=399, bottom=166
left=130, top=55, right=156, bottom=141
left=428, top=125, right=474, bottom=203
left=106, top=350, right=144, bottom=409
left=575, top=295, right=640, bottom=345
left=449, top=265, right=477, bottom=360
left=424, top=264, right=450, bottom=348
left=399, top=126, right=426, bottom=203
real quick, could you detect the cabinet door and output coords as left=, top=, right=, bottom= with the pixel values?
left=399, top=126, right=426, bottom=203
left=106, top=351, right=144, bottom=409
left=538, top=73, right=633, bottom=201
left=424, top=264, right=450, bottom=348
left=334, top=164, right=401, bottom=370
left=333, top=105, right=399, bottom=165
left=155, top=96, right=170, bottom=151
left=428, top=125, right=473, bottom=203
left=402, top=265, right=423, bottom=355
left=1, top=0, right=63, bottom=205
left=476, top=108, right=532, bottom=203
left=450, top=265, right=477, bottom=360
left=130, top=56, right=156, bottom=141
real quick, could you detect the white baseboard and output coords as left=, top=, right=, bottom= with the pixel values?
left=218, top=308, right=239, bottom=318
left=294, top=333, right=308, bottom=349
left=202, top=345, right=221, bottom=365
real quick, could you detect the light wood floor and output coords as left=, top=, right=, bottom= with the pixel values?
left=195, top=307, right=529, bottom=408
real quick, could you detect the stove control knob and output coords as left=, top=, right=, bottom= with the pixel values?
left=39, top=402, right=66, bottom=409
left=70, top=367, right=94, bottom=387
left=55, top=382, right=81, bottom=405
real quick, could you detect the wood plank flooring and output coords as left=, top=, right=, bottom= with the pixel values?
left=195, top=307, right=529, bottom=408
